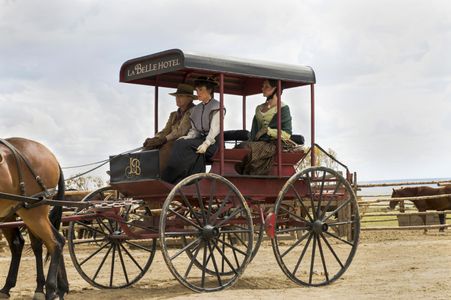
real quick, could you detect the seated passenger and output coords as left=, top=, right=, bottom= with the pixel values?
left=142, top=83, right=196, bottom=172
left=235, top=79, right=292, bottom=175
left=161, top=76, right=223, bottom=184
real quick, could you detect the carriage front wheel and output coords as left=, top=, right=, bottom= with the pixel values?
left=272, top=166, right=360, bottom=286
left=67, top=186, right=157, bottom=289
left=160, top=173, right=254, bottom=292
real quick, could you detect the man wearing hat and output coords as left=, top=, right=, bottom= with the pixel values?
left=162, top=76, right=224, bottom=184
left=143, top=83, right=196, bottom=171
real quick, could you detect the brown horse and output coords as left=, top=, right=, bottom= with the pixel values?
left=0, top=138, right=68, bottom=300
left=390, top=186, right=451, bottom=232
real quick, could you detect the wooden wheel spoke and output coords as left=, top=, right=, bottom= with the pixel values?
left=169, top=238, right=201, bottom=261
left=289, top=183, right=314, bottom=222
left=323, top=198, right=352, bottom=222
left=124, top=240, right=156, bottom=253
left=168, top=208, right=202, bottom=230
left=79, top=241, right=111, bottom=266
left=308, top=233, right=317, bottom=284
left=212, top=239, right=239, bottom=275
left=327, top=220, right=356, bottom=226
left=320, top=181, right=343, bottom=219
left=92, top=243, right=114, bottom=281
left=215, top=207, right=245, bottom=227
left=178, top=189, right=203, bottom=227
left=184, top=242, right=202, bottom=280
left=221, top=229, right=252, bottom=235
left=72, top=238, right=108, bottom=245
left=207, top=240, right=223, bottom=287
left=319, top=233, right=344, bottom=268
left=216, top=237, right=248, bottom=256
left=209, top=190, right=233, bottom=223
left=75, top=221, right=107, bottom=236
left=110, top=244, right=116, bottom=287
left=207, top=178, right=216, bottom=220
left=195, top=179, right=208, bottom=224
left=276, top=227, right=310, bottom=234
left=316, top=171, right=327, bottom=219
left=304, top=173, right=317, bottom=220
left=316, top=234, right=329, bottom=282
left=279, top=206, right=311, bottom=225
left=292, top=232, right=313, bottom=276
left=201, top=242, right=208, bottom=288
left=117, top=243, right=130, bottom=285
left=280, top=230, right=310, bottom=258
left=164, top=231, right=200, bottom=237
left=119, top=243, right=145, bottom=272
left=323, top=231, right=354, bottom=247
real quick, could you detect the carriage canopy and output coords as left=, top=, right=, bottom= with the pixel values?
left=119, top=49, right=316, bottom=96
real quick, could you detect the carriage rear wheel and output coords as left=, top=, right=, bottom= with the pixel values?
left=160, top=173, right=254, bottom=292
left=67, top=186, right=157, bottom=289
left=272, top=166, right=360, bottom=286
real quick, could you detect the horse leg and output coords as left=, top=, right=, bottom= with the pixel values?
left=18, top=209, right=65, bottom=300
left=421, top=213, right=427, bottom=234
left=0, top=227, right=24, bottom=298
left=51, top=226, right=69, bottom=298
left=438, top=213, right=446, bottom=232
left=29, top=233, right=46, bottom=300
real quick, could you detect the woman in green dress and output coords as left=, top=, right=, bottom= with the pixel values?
left=236, top=79, right=292, bottom=175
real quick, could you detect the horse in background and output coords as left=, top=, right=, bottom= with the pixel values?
left=390, top=186, right=451, bottom=232
left=0, top=138, right=68, bottom=300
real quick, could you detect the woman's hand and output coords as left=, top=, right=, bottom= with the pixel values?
left=196, top=141, right=210, bottom=154
left=255, top=127, right=268, bottom=140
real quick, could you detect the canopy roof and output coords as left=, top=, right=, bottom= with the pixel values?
left=119, top=49, right=315, bottom=96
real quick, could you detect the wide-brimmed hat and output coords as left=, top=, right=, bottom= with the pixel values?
left=169, top=83, right=197, bottom=99
left=194, top=76, right=219, bottom=87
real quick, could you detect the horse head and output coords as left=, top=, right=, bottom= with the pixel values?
left=389, top=188, right=401, bottom=210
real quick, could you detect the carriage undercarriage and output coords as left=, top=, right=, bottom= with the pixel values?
left=60, top=164, right=360, bottom=292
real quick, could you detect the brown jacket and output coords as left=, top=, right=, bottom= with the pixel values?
left=155, top=106, right=193, bottom=141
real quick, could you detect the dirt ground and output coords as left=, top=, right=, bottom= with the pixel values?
left=0, top=230, right=450, bottom=300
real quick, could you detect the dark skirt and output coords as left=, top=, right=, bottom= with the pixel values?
left=161, top=138, right=218, bottom=184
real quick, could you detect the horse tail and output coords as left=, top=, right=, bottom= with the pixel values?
left=46, top=165, right=65, bottom=263
left=49, top=165, right=65, bottom=231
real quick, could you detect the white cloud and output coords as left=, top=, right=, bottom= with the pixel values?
left=1, top=0, right=450, bottom=182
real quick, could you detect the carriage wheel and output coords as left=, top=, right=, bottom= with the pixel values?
left=67, top=186, right=157, bottom=289
left=181, top=202, right=263, bottom=276
left=160, top=173, right=253, bottom=292
left=272, top=166, right=360, bottom=286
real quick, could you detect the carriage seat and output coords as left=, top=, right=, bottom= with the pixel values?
left=290, top=134, right=305, bottom=145
left=222, top=130, right=304, bottom=145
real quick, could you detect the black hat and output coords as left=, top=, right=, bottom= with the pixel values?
left=194, top=76, right=219, bottom=87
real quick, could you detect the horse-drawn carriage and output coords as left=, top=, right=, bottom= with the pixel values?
left=0, top=49, right=360, bottom=297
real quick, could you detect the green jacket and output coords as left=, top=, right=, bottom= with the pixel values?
left=250, top=105, right=292, bottom=141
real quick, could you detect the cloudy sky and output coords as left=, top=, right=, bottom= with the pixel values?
left=1, top=0, right=450, bottom=182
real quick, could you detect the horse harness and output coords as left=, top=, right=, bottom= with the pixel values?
left=0, top=138, right=55, bottom=220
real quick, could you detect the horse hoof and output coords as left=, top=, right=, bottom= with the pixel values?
left=45, top=292, right=59, bottom=300
left=0, top=292, right=9, bottom=299
left=33, top=292, right=46, bottom=300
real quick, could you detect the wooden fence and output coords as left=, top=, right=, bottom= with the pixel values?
left=357, top=179, right=451, bottom=231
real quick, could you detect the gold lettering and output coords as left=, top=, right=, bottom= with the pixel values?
left=125, top=157, right=141, bottom=178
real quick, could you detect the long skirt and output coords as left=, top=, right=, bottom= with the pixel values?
left=235, top=141, right=276, bottom=175
left=161, top=138, right=218, bottom=184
